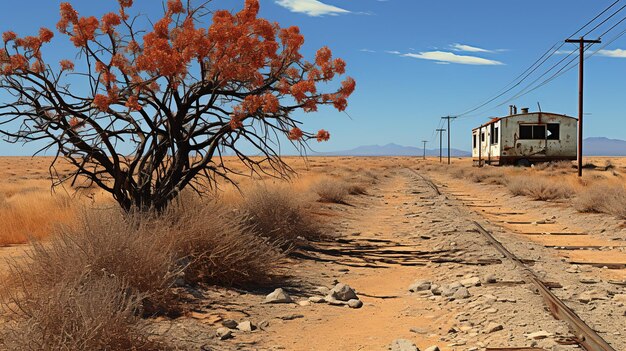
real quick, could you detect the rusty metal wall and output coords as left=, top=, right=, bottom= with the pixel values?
left=472, top=113, right=577, bottom=163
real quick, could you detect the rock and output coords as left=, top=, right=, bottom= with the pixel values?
left=578, top=289, right=608, bottom=303
left=279, top=314, right=304, bottom=321
left=216, top=327, right=233, bottom=340
left=448, top=281, right=463, bottom=289
left=430, top=284, right=442, bottom=295
left=314, top=286, right=331, bottom=296
left=328, top=283, right=358, bottom=301
left=389, top=339, right=419, bottom=351
left=258, top=320, right=270, bottom=330
left=441, top=287, right=457, bottom=297
left=452, top=287, right=471, bottom=299
left=526, top=331, right=552, bottom=340
left=410, top=327, right=428, bottom=334
left=485, top=322, right=503, bottom=333
left=265, top=288, right=293, bottom=304
left=482, top=274, right=497, bottom=284
left=348, top=299, right=363, bottom=309
left=308, top=296, right=326, bottom=303
left=460, top=277, right=481, bottom=287
left=298, top=300, right=311, bottom=307
left=424, top=346, right=440, bottom=351
left=613, top=294, right=626, bottom=304
left=236, top=321, right=255, bottom=332
left=221, top=319, right=238, bottom=329
left=409, top=280, right=431, bottom=292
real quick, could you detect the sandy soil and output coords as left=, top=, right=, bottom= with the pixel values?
left=1, top=156, right=625, bottom=350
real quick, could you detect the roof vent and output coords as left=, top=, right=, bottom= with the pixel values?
left=521, top=107, right=529, bottom=114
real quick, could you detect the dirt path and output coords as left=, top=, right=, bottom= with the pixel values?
left=423, top=166, right=626, bottom=349
left=167, top=167, right=592, bottom=351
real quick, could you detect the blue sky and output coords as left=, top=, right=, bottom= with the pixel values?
left=1, top=0, right=625, bottom=155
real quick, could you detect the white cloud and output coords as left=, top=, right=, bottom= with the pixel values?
left=596, top=49, right=626, bottom=58
left=400, top=51, right=504, bottom=66
left=360, top=48, right=376, bottom=53
left=275, top=0, right=350, bottom=16
left=451, top=43, right=493, bottom=53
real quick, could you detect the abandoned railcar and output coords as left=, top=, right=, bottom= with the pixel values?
left=472, top=108, right=577, bottom=166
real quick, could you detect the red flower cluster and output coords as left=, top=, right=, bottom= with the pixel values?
left=316, top=129, right=330, bottom=142
left=59, top=59, right=75, bottom=71
left=288, top=127, right=304, bottom=141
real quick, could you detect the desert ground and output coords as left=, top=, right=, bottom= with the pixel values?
left=1, top=156, right=625, bottom=350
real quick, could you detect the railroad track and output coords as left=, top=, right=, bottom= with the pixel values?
left=410, top=168, right=617, bottom=351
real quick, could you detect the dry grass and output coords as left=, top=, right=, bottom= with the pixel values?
left=7, top=210, right=181, bottom=316
left=312, top=177, right=351, bottom=204
left=168, top=197, right=285, bottom=287
left=239, top=184, right=324, bottom=250
left=506, top=176, right=573, bottom=200
left=0, top=191, right=78, bottom=246
left=1, top=273, right=163, bottom=351
left=574, top=183, right=626, bottom=218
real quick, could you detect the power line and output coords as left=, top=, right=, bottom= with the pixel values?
left=453, top=0, right=624, bottom=119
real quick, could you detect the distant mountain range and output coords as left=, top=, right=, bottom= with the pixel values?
left=584, top=137, right=626, bottom=156
left=314, top=143, right=471, bottom=157
left=310, top=137, right=626, bottom=157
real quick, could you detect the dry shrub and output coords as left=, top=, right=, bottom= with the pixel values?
left=240, top=184, right=324, bottom=249
left=450, top=167, right=467, bottom=179
left=506, top=176, right=573, bottom=200
left=467, top=167, right=508, bottom=185
left=168, top=198, right=285, bottom=287
left=1, top=273, right=162, bottom=351
left=312, top=178, right=350, bottom=204
left=574, top=184, right=626, bottom=218
left=5, top=210, right=181, bottom=317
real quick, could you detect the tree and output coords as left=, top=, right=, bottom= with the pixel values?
left=0, top=0, right=355, bottom=212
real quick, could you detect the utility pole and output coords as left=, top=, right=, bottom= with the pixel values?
left=565, top=36, right=600, bottom=177
left=436, top=129, right=446, bottom=163
left=441, top=116, right=457, bottom=164
left=421, top=140, right=428, bottom=160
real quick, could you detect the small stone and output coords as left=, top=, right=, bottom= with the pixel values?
left=460, top=277, right=481, bottom=287
left=221, top=319, right=238, bottom=329
left=279, top=314, right=304, bottom=321
left=424, top=346, right=440, bottom=351
left=527, top=331, right=552, bottom=340
left=389, top=339, right=419, bottom=351
left=410, top=327, right=428, bottom=334
left=448, top=281, right=463, bottom=289
left=298, top=300, right=311, bottom=307
left=236, top=321, right=255, bottom=332
left=482, top=274, right=497, bottom=284
left=258, top=320, right=270, bottom=330
left=578, top=289, right=608, bottom=303
left=409, top=280, right=432, bottom=292
left=348, top=299, right=363, bottom=309
left=216, top=327, right=233, bottom=340
left=430, top=284, right=442, bottom=295
left=485, top=322, right=503, bottom=333
left=308, top=296, right=326, bottom=303
left=265, top=288, right=293, bottom=304
left=314, top=286, right=331, bottom=295
left=328, top=283, right=358, bottom=301
left=452, top=287, right=471, bottom=299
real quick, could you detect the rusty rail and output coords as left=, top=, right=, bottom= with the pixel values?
left=473, top=221, right=616, bottom=351
left=407, top=168, right=441, bottom=195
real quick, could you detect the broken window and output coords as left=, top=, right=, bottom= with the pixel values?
left=547, top=123, right=560, bottom=140
left=519, top=125, right=533, bottom=139
left=473, top=134, right=477, bottom=149
left=494, top=127, right=499, bottom=144
left=533, top=125, right=546, bottom=139
left=519, top=124, right=549, bottom=140
left=481, top=132, right=485, bottom=142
